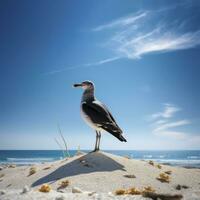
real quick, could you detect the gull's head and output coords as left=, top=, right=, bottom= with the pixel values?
left=73, top=80, right=94, bottom=90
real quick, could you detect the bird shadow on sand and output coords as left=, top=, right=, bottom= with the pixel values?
left=32, top=151, right=126, bottom=187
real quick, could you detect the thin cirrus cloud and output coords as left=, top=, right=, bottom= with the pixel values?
left=93, top=3, right=200, bottom=60
left=92, top=12, right=147, bottom=31
left=44, top=56, right=120, bottom=75
left=151, top=103, right=180, bottom=119
left=116, top=30, right=200, bottom=59
left=150, top=103, right=191, bottom=139
left=46, top=2, right=200, bottom=74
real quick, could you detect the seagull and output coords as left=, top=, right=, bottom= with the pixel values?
left=73, top=80, right=127, bottom=152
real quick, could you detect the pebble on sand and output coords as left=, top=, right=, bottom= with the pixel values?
left=21, top=186, right=30, bottom=194
left=123, top=174, right=136, bottom=178
left=72, top=187, right=83, bottom=193
left=0, top=190, right=6, bottom=195
left=55, top=195, right=66, bottom=200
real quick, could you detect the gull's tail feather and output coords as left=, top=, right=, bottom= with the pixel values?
left=102, top=126, right=127, bottom=142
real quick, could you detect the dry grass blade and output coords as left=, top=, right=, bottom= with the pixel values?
left=115, top=189, right=126, bottom=195
left=57, top=124, right=70, bottom=158
left=55, top=138, right=66, bottom=158
left=157, top=173, right=170, bottom=183
left=142, top=186, right=156, bottom=193
left=126, top=187, right=141, bottom=195
left=115, top=187, right=142, bottom=195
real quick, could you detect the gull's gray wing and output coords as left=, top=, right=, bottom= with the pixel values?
left=82, top=100, right=127, bottom=142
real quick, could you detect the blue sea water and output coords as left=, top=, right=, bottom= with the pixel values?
left=0, top=150, right=200, bottom=168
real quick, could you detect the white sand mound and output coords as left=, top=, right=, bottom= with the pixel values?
left=0, top=151, right=200, bottom=199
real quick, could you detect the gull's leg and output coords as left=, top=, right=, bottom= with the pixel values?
left=97, top=131, right=101, bottom=151
left=95, top=131, right=98, bottom=151
left=90, top=131, right=98, bottom=153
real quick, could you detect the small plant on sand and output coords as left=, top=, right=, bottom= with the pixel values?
left=148, top=160, right=154, bottom=166
left=115, top=189, right=126, bottom=195
left=55, top=124, right=70, bottom=158
left=115, top=187, right=142, bottom=195
left=126, top=187, right=141, bottom=195
left=157, top=173, right=170, bottom=183
left=39, top=184, right=51, bottom=192
left=156, top=164, right=162, bottom=169
left=8, top=164, right=16, bottom=168
left=76, top=145, right=83, bottom=156
left=142, top=186, right=156, bottom=193
left=58, top=180, right=70, bottom=189
left=164, top=170, right=172, bottom=175
left=28, top=167, right=36, bottom=176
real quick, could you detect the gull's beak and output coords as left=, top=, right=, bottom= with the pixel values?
left=73, top=83, right=82, bottom=88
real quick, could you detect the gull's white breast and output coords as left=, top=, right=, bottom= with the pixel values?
left=80, top=104, right=102, bottom=131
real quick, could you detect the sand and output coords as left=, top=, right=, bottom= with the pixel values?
left=0, top=151, right=200, bottom=199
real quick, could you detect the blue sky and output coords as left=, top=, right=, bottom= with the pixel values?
left=0, top=0, right=200, bottom=150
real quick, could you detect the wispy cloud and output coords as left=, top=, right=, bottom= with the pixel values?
left=93, top=2, right=200, bottom=60
left=45, top=2, right=200, bottom=75
left=150, top=103, right=191, bottom=139
left=154, top=120, right=190, bottom=132
left=93, top=12, right=147, bottom=31
left=151, top=103, right=180, bottom=120
left=153, top=131, right=187, bottom=139
left=44, top=56, right=120, bottom=75
left=116, top=30, right=200, bottom=59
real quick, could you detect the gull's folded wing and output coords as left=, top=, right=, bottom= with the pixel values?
left=82, top=101, right=127, bottom=142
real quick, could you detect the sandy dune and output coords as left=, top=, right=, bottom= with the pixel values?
left=0, top=151, right=200, bottom=199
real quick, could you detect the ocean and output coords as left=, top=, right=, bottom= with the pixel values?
left=0, top=150, right=200, bottom=168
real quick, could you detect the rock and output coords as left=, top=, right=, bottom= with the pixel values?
left=0, top=167, right=3, bottom=171
left=21, top=185, right=30, bottom=194
left=175, top=184, right=181, bottom=190
left=93, top=193, right=103, bottom=200
left=72, top=187, right=83, bottom=193
left=142, top=192, right=183, bottom=200
left=92, top=193, right=100, bottom=199
left=182, top=185, right=189, bottom=189
left=87, top=191, right=96, bottom=196
left=175, top=184, right=189, bottom=190
left=123, top=174, right=136, bottom=178
left=108, top=192, right=114, bottom=197
left=57, top=190, right=65, bottom=193
left=55, top=195, right=66, bottom=200
left=0, top=190, right=5, bottom=195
